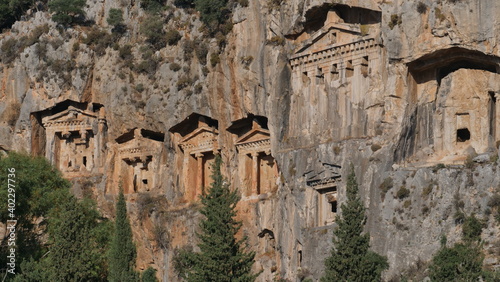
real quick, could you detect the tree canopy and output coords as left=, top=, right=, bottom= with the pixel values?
left=321, top=166, right=388, bottom=281
left=175, top=155, right=258, bottom=281
left=108, top=190, right=139, bottom=282
left=48, top=0, right=86, bottom=25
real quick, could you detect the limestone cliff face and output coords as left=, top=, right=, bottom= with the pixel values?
left=0, top=0, right=499, bottom=280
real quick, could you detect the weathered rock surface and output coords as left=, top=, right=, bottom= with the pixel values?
left=0, top=0, right=499, bottom=281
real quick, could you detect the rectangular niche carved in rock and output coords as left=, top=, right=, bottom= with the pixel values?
left=169, top=113, right=220, bottom=201
left=305, top=163, right=341, bottom=227
left=114, top=128, right=165, bottom=195
left=31, top=100, right=106, bottom=178
left=455, top=113, right=470, bottom=143
left=227, top=115, right=279, bottom=198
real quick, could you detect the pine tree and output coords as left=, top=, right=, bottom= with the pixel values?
left=182, top=155, right=258, bottom=281
left=48, top=0, right=86, bottom=25
left=108, top=190, right=138, bottom=282
left=322, top=166, right=388, bottom=282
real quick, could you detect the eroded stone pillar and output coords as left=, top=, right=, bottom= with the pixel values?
left=251, top=152, right=260, bottom=195
left=195, top=153, right=204, bottom=198
left=495, top=93, right=500, bottom=145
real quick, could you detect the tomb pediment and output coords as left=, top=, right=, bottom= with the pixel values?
left=294, top=24, right=361, bottom=55
left=235, top=129, right=271, bottom=154
left=236, top=128, right=270, bottom=144
left=228, top=115, right=271, bottom=155
left=179, top=127, right=219, bottom=154
left=117, top=128, right=164, bottom=163
left=305, top=163, right=341, bottom=190
left=42, top=106, right=99, bottom=131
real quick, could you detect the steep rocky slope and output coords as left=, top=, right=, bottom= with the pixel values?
left=0, top=0, right=499, bottom=280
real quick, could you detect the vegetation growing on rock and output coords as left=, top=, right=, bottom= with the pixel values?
left=174, top=155, right=258, bottom=281
left=322, top=166, right=388, bottom=281
left=108, top=190, right=139, bottom=282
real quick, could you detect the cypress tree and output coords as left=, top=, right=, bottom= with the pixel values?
left=322, top=166, right=388, bottom=281
left=185, top=155, right=258, bottom=281
left=108, top=190, right=138, bottom=282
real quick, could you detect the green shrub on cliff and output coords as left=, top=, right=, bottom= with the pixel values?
left=48, top=0, right=86, bottom=26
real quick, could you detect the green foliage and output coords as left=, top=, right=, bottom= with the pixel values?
left=107, top=8, right=126, bottom=33
left=108, top=190, right=139, bottom=282
left=107, top=8, right=123, bottom=26
left=417, top=2, right=427, bottom=14
left=165, top=29, right=182, bottom=46
left=140, top=15, right=166, bottom=49
left=17, top=197, right=112, bottom=281
left=119, top=44, right=134, bottom=60
left=194, top=0, right=229, bottom=27
left=1, top=38, right=19, bottom=64
left=141, top=267, right=158, bottom=282
left=429, top=243, right=485, bottom=281
left=174, top=0, right=194, bottom=8
left=0, top=153, right=71, bottom=272
left=210, top=53, right=220, bottom=67
left=194, top=39, right=208, bottom=65
left=1, top=24, right=50, bottom=64
left=0, top=153, right=109, bottom=280
left=142, top=0, right=167, bottom=13
left=48, top=0, right=86, bottom=26
left=267, top=0, right=283, bottom=11
left=170, top=62, right=181, bottom=72
left=238, top=0, right=249, bottom=7
left=396, top=186, right=410, bottom=199
left=388, top=14, right=402, bottom=30
left=0, top=0, right=34, bottom=29
left=135, top=83, right=145, bottom=93
left=177, top=155, right=259, bottom=281
left=177, top=75, right=192, bottom=90
left=422, top=184, right=433, bottom=197
left=487, top=194, right=500, bottom=222
left=321, top=166, right=388, bottom=281
left=434, top=8, right=446, bottom=22
left=462, top=215, right=483, bottom=242
left=82, top=27, right=115, bottom=56
left=379, top=177, right=393, bottom=200
left=267, top=36, right=285, bottom=46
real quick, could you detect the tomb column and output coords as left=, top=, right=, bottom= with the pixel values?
left=44, top=128, right=56, bottom=163
left=195, top=152, right=204, bottom=198
left=495, top=93, right=500, bottom=144
left=79, top=130, right=87, bottom=141
left=251, top=152, right=260, bottom=195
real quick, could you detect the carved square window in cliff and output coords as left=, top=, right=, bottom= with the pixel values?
left=83, top=156, right=87, bottom=167
left=457, top=128, right=470, bottom=142
left=489, top=91, right=496, bottom=138
left=330, top=199, right=337, bottom=213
